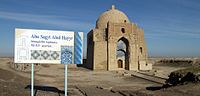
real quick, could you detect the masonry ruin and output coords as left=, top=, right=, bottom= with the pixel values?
left=86, top=5, right=152, bottom=71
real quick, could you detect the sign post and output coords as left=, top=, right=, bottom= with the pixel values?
left=31, top=63, right=34, bottom=96
left=14, top=28, right=83, bottom=96
left=65, top=64, right=68, bottom=96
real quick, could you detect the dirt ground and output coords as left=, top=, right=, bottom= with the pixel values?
left=0, top=57, right=200, bottom=96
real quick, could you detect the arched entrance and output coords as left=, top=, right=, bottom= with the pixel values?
left=116, top=37, right=129, bottom=70
left=118, top=59, right=123, bottom=68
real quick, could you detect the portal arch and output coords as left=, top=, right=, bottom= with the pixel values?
left=116, top=37, right=129, bottom=70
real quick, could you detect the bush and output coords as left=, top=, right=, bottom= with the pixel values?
left=166, top=72, right=200, bottom=86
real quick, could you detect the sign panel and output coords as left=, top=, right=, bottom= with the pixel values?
left=14, top=28, right=83, bottom=64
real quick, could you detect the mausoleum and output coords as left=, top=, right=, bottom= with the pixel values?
left=86, top=5, right=152, bottom=71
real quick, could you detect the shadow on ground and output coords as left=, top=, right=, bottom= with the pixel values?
left=25, top=85, right=64, bottom=96
left=146, top=86, right=163, bottom=91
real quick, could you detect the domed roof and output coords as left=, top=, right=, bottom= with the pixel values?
left=96, top=5, right=130, bottom=29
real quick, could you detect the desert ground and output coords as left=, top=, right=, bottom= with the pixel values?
left=0, top=57, right=200, bottom=96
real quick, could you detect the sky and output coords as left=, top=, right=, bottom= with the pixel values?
left=0, top=0, right=200, bottom=57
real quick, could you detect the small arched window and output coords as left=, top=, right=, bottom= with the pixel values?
left=140, top=47, right=143, bottom=54
left=121, top=28, right=125, bottom=33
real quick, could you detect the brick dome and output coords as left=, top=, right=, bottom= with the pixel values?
left=96, top=5, right=130, bottom=29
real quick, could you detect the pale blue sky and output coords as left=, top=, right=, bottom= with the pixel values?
left=0, top=0, right=200, bottom=57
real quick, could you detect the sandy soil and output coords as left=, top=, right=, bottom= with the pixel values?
left=1, top=57, right=200, bottom=96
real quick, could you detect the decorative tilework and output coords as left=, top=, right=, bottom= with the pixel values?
left=31, top=50, right=60, bottom=60
left=61, top=46, right=73, bottom=64
left=74, top=32, right=83, bottom=64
